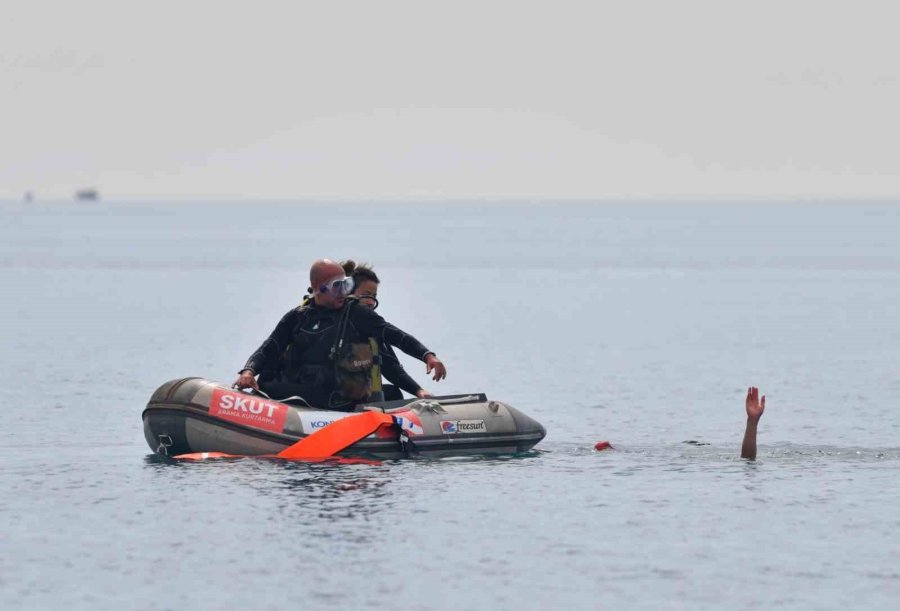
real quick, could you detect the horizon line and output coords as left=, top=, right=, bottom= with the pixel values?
left=4, top=194, right=900, bottom=205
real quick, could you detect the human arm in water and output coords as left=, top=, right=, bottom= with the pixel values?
left=380, top=342, right=434, bottom=398
left=351, top=305, right=447, bottom=383
left=741, top=386, right=766, bottom=460
left=233, top=309, right=300, bottom=390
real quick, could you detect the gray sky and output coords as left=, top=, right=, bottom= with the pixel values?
left=3, top=0, right=899, bottom=200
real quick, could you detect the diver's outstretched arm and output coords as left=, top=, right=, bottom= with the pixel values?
left=741, top=386, right=766, bottom=460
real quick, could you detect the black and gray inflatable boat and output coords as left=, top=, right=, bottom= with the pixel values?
left=143, top=377, right=546, bottom=459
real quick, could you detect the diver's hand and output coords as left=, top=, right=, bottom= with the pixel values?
left=425, top=354, right=446, bottom=382
left=234, top=370, right=259, bottom=391
left=416, top=389, right=434, bottom=399
left=745, top=386, right=765, bottom=421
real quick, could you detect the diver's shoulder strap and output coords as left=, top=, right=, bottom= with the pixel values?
left=368, top=337, right=384, bottom=401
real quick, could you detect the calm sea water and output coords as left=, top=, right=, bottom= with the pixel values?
left=2, top=199, right=899, bottom=609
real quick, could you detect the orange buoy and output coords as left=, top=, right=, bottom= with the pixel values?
left=594, top=441, right=613, bottom=451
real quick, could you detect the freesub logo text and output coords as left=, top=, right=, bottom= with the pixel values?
left=440, top=419, right=486, bottom=434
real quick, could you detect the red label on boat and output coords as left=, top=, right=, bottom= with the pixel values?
left=209, top=389, right=288, bottom=433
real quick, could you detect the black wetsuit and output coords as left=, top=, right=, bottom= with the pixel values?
left=380, top=342, right=425, bottom=400
left=243, top=300, right=433, bottom=410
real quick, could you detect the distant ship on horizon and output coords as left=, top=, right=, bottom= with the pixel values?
left=75, top=188, right=100, bottom=202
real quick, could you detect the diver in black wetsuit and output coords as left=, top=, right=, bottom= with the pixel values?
left=233, top=259, right=447, bottom=410
left=341, top=260, right=433, bottom=401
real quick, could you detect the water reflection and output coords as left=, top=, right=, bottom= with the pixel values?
left=144, top=454, right=396, bottom=521
left=142, top=449, right=547, bottom=527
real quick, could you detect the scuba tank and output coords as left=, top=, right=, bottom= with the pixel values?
left=330, top=298, right=382, bottom=402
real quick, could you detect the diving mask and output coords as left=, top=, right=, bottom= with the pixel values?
left=318, top=275, right=355, bottom=297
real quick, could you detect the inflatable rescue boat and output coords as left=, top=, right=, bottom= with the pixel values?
left=143, top=378, right=546, bottom=459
